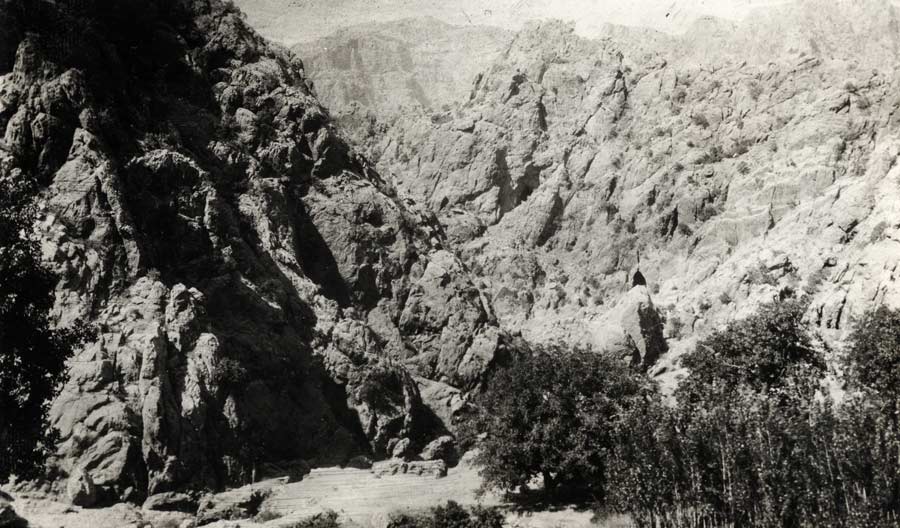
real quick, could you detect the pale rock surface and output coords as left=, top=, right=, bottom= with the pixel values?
left=327, top=5, right=900, bottom=381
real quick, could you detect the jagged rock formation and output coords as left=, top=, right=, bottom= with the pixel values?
left=293, top=17, right=511, bottom=115
left=0, top=0, right=502, bottom=504
left=322, top=1, right=900, bottom=381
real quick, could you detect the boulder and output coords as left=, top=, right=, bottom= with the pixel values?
left=371, top=459, right=447, bottom=478
left=195, top=481, right=282, bottom=525
left=390, top=438, right=414, bottom=460
left=142, top=492, right=197, bottom=513
left=257, top=459, right=310, bottom=483
left=65, top=468, right=97, bottom=507
left=419, top=435, right=459, bottom=466
left=344, top=455, right=374, bottom=470
left=588, top=285, right=668, bottom=369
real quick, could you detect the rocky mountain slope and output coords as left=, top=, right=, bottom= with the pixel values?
left=0, top=0, right=505, bottom=505
left=293, top=18, right=511, bottom=115
left=324, top=0, right=900, bottom=382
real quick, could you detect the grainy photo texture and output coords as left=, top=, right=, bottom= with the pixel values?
left=2, top=1, right=900, bottom=526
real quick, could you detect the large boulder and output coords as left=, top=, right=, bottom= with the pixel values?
left=588, top=285, right=668, bottom=369
left=65, top=468, right=97, bottom=507
left=419, top=435, right=458, bottom=466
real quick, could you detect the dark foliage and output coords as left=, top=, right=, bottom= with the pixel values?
left=385, top=501, right=504, bottom=528
left=0, top=174, right=89, bottom=481
left=843, top=306, right=900, bottom=399
left=462, top=344, right=654, bottom=500
left=604, top=300, right=900, bottom=527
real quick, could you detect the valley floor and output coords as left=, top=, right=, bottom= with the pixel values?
left=13, top=458, right=617, bottom=528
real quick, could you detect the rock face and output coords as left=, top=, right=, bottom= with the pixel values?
left=320, top=4, right=900, bottom=380
left=0, top=0, right=501, bottom=503
left=293, top=17, right=511, bottom=115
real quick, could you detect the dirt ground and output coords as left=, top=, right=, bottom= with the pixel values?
left=13, top=457, right=632, bottom=528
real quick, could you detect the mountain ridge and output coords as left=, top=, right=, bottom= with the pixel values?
left=0, top=0, right=505, bottom=505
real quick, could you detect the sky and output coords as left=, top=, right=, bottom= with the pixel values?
left=234, top=0, right=795, bottom=45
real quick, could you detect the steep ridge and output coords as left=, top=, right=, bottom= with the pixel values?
left=329, top=6, right=900, bottom=380
left=293, top=18, right=511, bottom=115
left=0, top=0, right=503, bottom=504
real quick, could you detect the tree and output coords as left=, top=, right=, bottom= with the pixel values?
left=0, top=171, right=88, bottom=481
left=462, top=344, right=654, bottom=499
left=844, top=306, right=900, bottom=401
left=607, top=298, right=841, bottom=527
left=677, top=297, right=825, bottom=405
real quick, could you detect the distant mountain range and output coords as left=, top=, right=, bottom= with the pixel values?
left=293, top=17, right=511, bottom=114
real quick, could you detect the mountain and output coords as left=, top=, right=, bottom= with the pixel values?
left=293, top=18, right=511, bottom=115
left=333, top=10, right=900, bottom=386
left=0, top=0, right=503, bottom=505
left=676, top=0, right=900, bottom=68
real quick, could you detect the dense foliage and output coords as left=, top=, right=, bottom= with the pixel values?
left=386, top=501, right=504, bottom=528
left=466, top=299, right=900, bottom=527
left=462, top=345, right=654, bottom=499
left=0, top=174, right=88, bottom=481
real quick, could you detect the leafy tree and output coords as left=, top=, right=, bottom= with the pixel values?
left=844, top=306, right=900, bottom=400
left=677, top=297, right=825, bottom=405
left=0, top=172, right=88, bottom=481
left=463, top=345, right=654, bottom=499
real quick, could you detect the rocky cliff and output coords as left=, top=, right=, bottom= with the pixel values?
left=324, top=1, right=900, bottom=384
left=293, top=18, right=511, bottom=115
left=0, top=0, right=503, bottom=505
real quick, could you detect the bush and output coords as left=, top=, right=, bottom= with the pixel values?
left=386, top=502, right=504, bottom=528
left=844, top=306, right=900, bottom=401
left=690, top=113, right=710, bottom=129
left=462, top=345, right=654, bottom=499
left=288, top=510, right=341, bottom=528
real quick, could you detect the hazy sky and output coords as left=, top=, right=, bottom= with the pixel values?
left=235, top=0, right=794, bottom=45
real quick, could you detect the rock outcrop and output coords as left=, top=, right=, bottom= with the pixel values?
left=0, top=0, right=501, bottom=503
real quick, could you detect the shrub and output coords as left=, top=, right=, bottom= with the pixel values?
left=386, top=503, right=505, bottom=528
left=679, top=298, right=824, bottom=400
left=690, top=113, right=710, bottom=129
left=462, top=345, right=654, bottom=499
left=748, top=81, right=762, bottom=101
left=696, top=146, right=723, bottom=165
left=844, top=306, right=900, bottom=400
left=746, top=261, right=777, bottom=286
left=288, top=510, right=341, bottom=528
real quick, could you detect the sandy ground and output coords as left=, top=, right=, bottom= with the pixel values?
left=13, top=458, right=632, bottom=528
